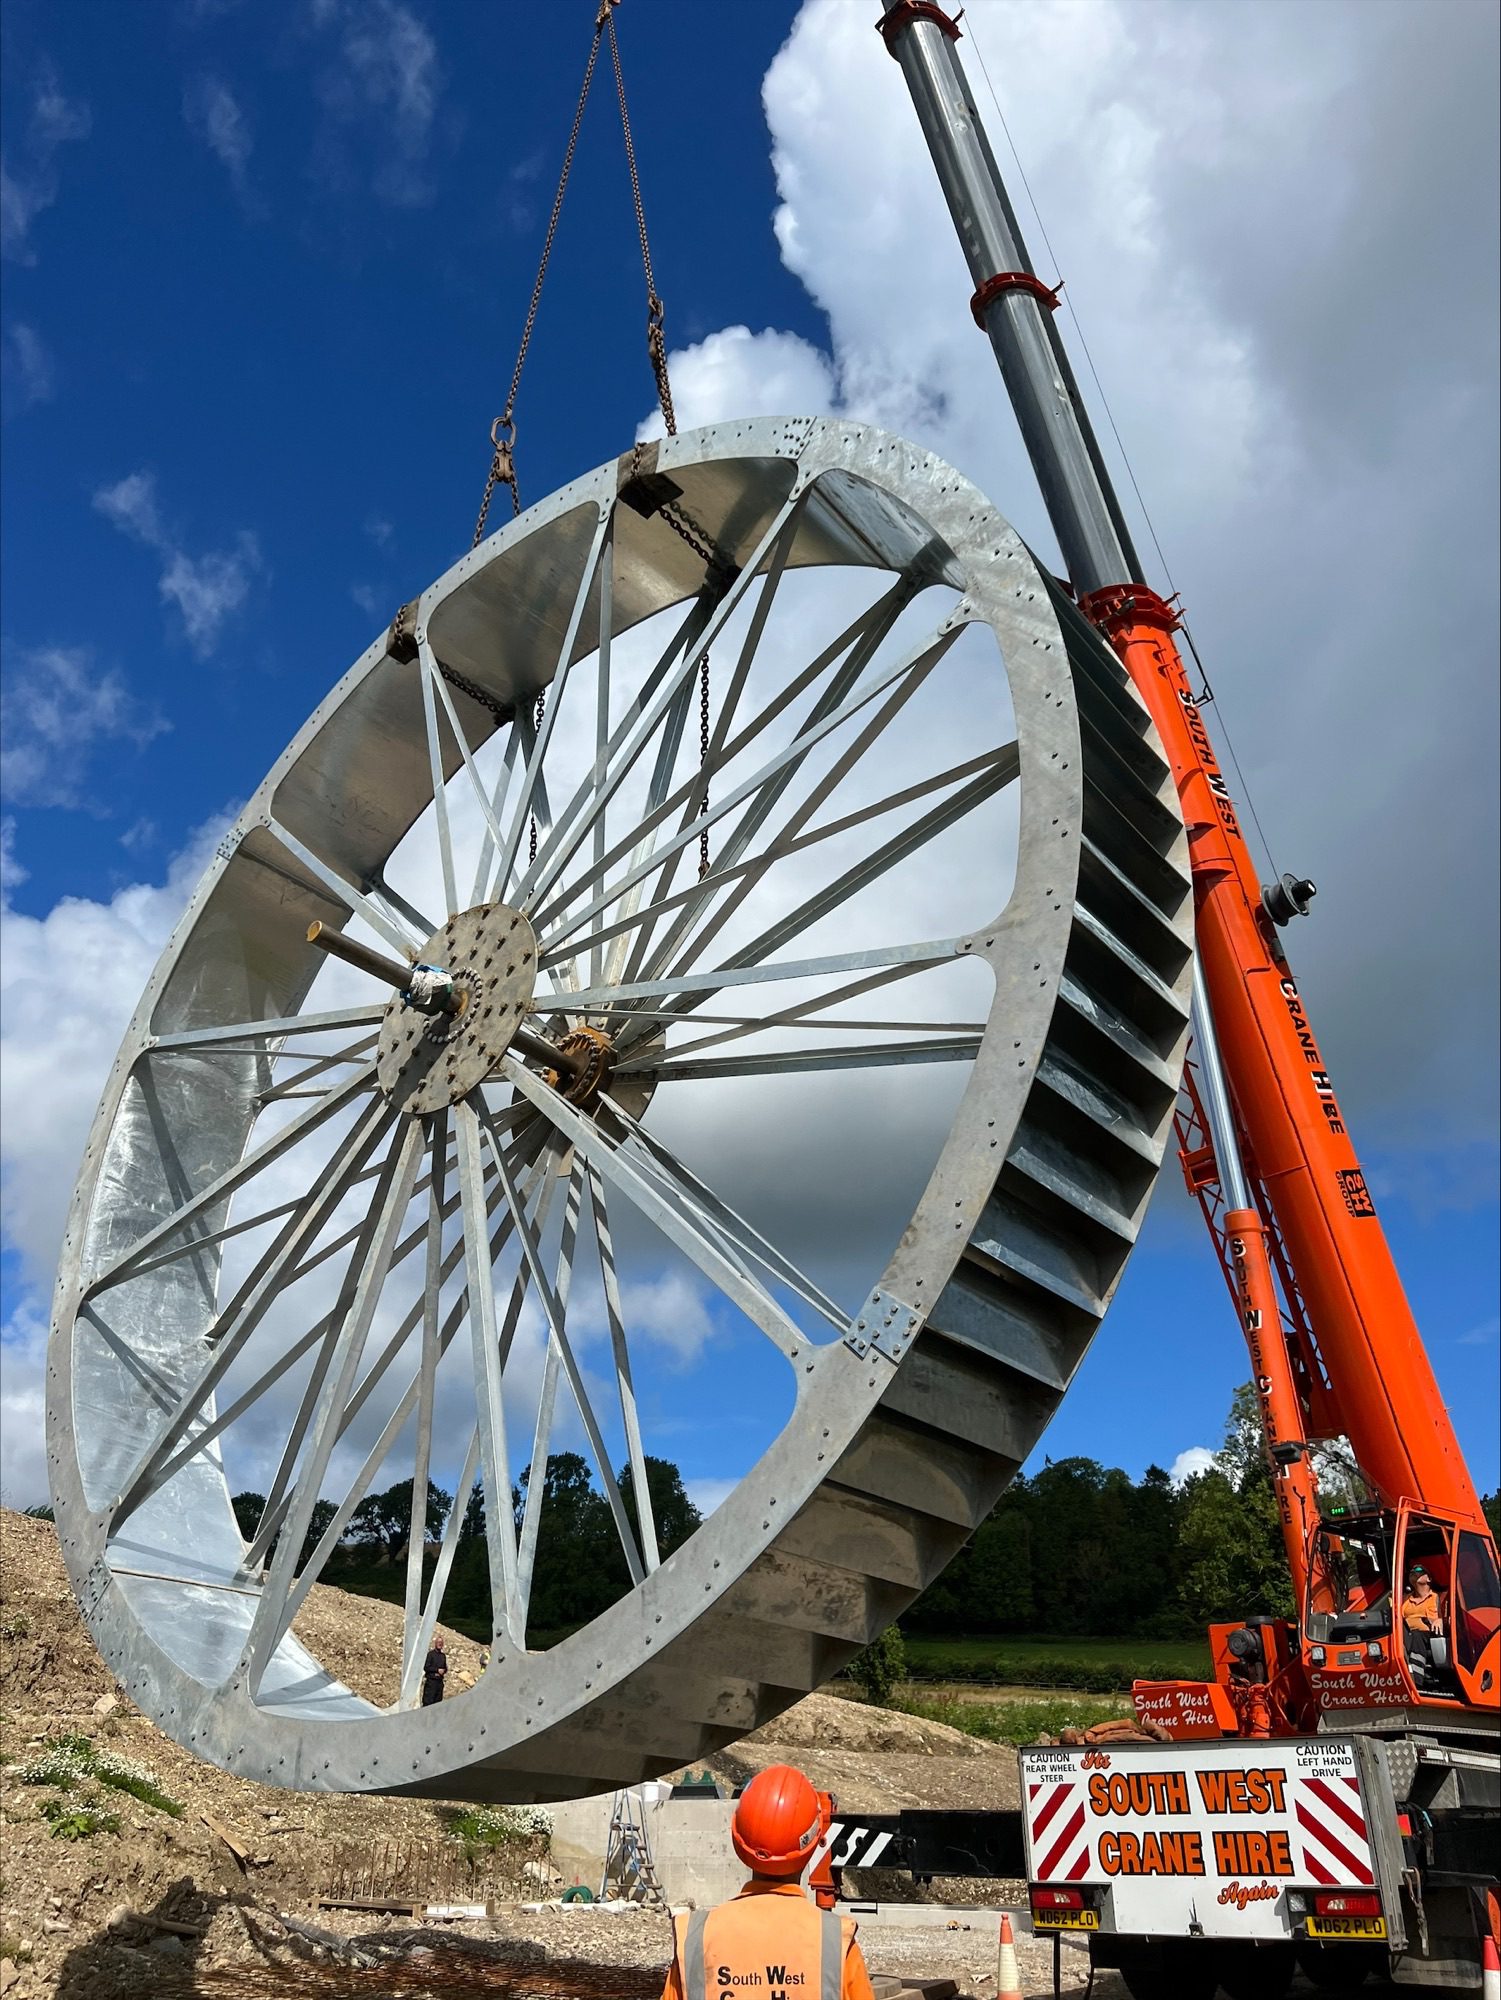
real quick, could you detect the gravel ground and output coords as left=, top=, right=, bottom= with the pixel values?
left=0, top=1510, right=1125, bottom=1998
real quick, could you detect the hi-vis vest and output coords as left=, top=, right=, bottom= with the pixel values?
left=672, top=1897, right=853, bottom=2000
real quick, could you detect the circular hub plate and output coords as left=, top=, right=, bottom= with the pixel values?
left=376, top=902, right=537, bottom=1113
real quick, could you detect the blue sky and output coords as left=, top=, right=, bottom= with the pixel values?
left=2, top=0, right=1496, bottom=1525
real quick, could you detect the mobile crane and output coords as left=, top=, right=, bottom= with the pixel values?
left=879, top=3, right=1499, bottom=1990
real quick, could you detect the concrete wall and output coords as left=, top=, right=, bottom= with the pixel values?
left=547, top=1788, right=743, bottom=1909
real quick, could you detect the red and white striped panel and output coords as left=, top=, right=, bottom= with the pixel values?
left=1026, top=1776, right=1092, bottom=1882
left=1294, top=1774, right=1374, bottom=1886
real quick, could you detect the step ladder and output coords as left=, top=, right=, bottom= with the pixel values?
left=599, top=1785, right=666, bottom=1906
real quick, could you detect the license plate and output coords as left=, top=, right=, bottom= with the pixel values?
left=1304, top=1915, right=1387, bottom=1941
left=1032, top=1908, right=1099, bottom=1931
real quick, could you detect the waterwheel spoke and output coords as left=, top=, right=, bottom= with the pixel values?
left=246, top=1117, right=552, bottom=1579
left=417, top=630, right=461, bottom=916
left=245, top=1118, right=426, bottom=1687
left=556, top=936, right=963, bottom=1015
left=254, top=1034, right=382, bottom=1106
left=492, top=508, right=614, bottom=901
left=634, top=645, right=998, bottom=1007
left=401, top=1423, right=481, bottom=1707
left=471, top=723, right=522, bottom=910
left=533, top=571, right=905, bottom=969
left=617, top=574, right=917, bottom=992
left=613, top=752, right=1005, bottom=1059
left=590, top=655, right=700, bottom=997
left=419, top=641, right=512, bottom=887
left=368, top=874, right=439, bottom=945
left=589, top=523, right=615, bottom=993
left=239, top=1116, right=427, bottom=1574
left=643, top=1034, right=982, bottom=1083
left=84, top=1059, right=379, bottom=1298
left=479, top=1108, right=644, bottom=1600
left=566, top=743, right=1010, bottom=984
left=276, top=1101, right=523, bottom=1298
left=584, top=1165, right=659, bottom=1572
left=263, top=815, right=420, bottom=957
left=531, top=578, right=909, bottom=945
left=519, top=590, right=708, bottom=913
left=514, top=1155, right=595, bottom=1627
left=608, top=506, right=804, bottom=992
left=602, top=1092, right=847, bottom=1332
left=120, top=1095, right=408, bottom=1288
left=107, top=1096, right=396, bottom=1529
left=454, top=1098, right=525, bottom=1648
left=503, top=1056, right=809, bottom=1362
left=515, top=500, right=804, bottom=915
left=534, top=619, right=963, bottom=963
left=145, top=1005, right=389, bottom=1054
left=590, top=522, right=805, bottom=997
left=401, top=1108, right=448, bottom=1690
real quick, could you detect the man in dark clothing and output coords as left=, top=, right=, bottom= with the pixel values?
left=421, top=1639, right=448, bottom=1706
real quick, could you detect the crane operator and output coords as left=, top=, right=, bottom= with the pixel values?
left=1402, top=1564, right=1446, bottom=1635
left=658, top=1763, right=877, bottom=2000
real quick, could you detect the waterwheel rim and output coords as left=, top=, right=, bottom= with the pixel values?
left=47, top=417, right=1192, bottom=1800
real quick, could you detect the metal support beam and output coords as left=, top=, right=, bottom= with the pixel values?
left=879, top=0, right=1143, bottom=596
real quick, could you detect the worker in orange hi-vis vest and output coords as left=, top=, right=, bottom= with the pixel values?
left=658, top=1763, right=877, bottom=2000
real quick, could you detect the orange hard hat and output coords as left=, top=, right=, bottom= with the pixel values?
left=731, top=1763, right=823, bottom=1878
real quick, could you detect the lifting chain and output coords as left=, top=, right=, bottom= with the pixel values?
left=603, top=3, right=676, bottom=441
left=464, top=0, right=715, bottom=882
left=471, top=10, right=607, bottom=548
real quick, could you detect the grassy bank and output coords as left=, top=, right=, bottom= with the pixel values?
left=901, top=1633, right=1211, bottom=1692
left=895, top=1689, right=1129, bottom=1746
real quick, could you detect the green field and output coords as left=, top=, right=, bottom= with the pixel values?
left=901, top=1633, right=1213, bottom=1692
left=895, top=1691, right=1131, bottom=1746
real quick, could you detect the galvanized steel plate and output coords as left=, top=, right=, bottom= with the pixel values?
left=47, top=417, right=1192, bottom=1801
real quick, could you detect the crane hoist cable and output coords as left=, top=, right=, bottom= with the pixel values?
left=468, top=0, right=715, bottom=876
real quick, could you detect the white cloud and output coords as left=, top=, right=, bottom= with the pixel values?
left=637, top=326, right=836, bottom=442
left=183, top=75, right=254, bottom=200
left=0, top=1298, right=48, bottom=1511
left=93, top=469, right=264, bottom=657
left=0, top=819, right=25, bottom=893
left=314, top=0, right=441, bottom=209
left=1169, top=1447, right=1217, bottom=1487
left=648, top=0, right=1497, bottom=1195
left=685, top=1476, right=737, bottom=1521
left=0, top=644, right=169, bottom=809
left=0, top=60, right=90, bottom=263
left=1, top=322, right=56, bottom=415
left=0, top=813, right=237, bottom=1508
left=619, top=1269, right=717, bottom=1367
left=1457, top=1318, right=1499, bottom=1349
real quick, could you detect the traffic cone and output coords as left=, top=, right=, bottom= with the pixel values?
left=996, top=1910, right=1023, bottom=2000
left=1481, top=1930, right=1499, bottom=2000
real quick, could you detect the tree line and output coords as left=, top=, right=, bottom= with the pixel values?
left=230, top=1450, right=701, bottom=1641
left=906, top=1387, right=1501, bottom=1640
left=209, top=1385, right=1498, bottom=1645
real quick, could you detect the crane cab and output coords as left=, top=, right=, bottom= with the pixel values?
left=1305, top=1502, right=1500, bottom=1720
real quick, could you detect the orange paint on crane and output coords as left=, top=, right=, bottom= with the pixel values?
left=1082, top=583, right=1486, bottom=1536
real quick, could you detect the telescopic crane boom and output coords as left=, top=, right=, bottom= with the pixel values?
left=880, top=0, right=1497, bottom=1732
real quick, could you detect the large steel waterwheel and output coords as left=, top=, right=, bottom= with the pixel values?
left=47, top=418, right=1192, bottom=1801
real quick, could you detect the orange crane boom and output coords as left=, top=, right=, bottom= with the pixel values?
left=880, top=0, right=1497, bottom=1733
left=1090, top=583, right=1484, bottom=1532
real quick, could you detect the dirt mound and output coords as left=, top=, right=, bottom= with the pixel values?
left=0, top=1511, right=1026, bottom=1995
left=694, top=1690, right=1020, bottom=1819
left=0, top=1509, right=514, bottom=1998
left=741, top=1689, right=990, bottom=1758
